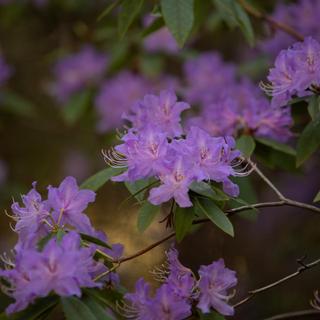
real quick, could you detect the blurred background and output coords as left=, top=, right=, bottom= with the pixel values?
left=0, top=0, right=320, bottom=319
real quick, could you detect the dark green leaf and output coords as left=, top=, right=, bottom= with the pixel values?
left=37, top=233, right=54, bottom=251
left=80, top=167, right=124, bottom=191
left=214, top=0, right=254, bottom=46
left=0, top=91, right=36, bottom=117
left=195, top=198, right=234, bottom=236
left=161, top=0, right=194, bottom=47
left=296, top=115, right=320, bottom=166
left=82, top=296, right=114, bottom=320
left=137, top=202, right=159, bottom=232
left=62, top=90, right=91, bottom=125
left=141, top=17, right=164, bottom=37
left=61, top=297, right=97, bottom=320
left=313, top=190, right=320, bottom=203
left=80, top=233, right=112, bottom=249
left=308, top=95, right=320, bottom=121
left=255, top=137, right=296, bottom=156
left=125, top=179, right=151, bottom=203
left=118, top=0, right=144, bottom=38
left=190, top=181, right=217, bottom=199
left=98, top=0, right=122, bottom=21
left=199, top=310, right=225, bottom=319
left=174, top=206, right=195, bottom=242
left=211, top=185, right=230, bottom=201
left=236, top=135, right=255, bottom=157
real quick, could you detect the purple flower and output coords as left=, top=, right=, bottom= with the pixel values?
left=264, top=37, right=320, bottom=107
left=48, top=176, right=96, bottom=234
left=0, top=54, right=12, bottom=87
left=197, top=259, right=237, bottom=316
left=124, top=90, right=190, bottom=137
left=0, top=232, right=100, bottom=314
left=50, top=46, right=107, bottom=103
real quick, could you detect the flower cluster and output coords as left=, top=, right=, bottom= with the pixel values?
left=262, top=37, right=320, bottom=107
left=50, top=46, right=107, bottom=103
left=261, top=0, right=320, bottom=56
left=95, top=71, right=177, bottom=132
left=184, top=52, right=292, bottom=142
left=0, top=54, right=12, bottom=87
left=105, top=90, right=243, bottom=207
left=0, top=176, right=123, bottom=314
left=123, top=248, right=237, bottom=319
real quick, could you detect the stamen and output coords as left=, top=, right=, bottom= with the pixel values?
left=102, top=148, right=127, bottom=168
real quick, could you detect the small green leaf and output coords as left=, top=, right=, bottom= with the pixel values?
left=62, top=90, right=92, bottom=125
left=118, top=0, right=144, bottom=38
left=161, top=0, right=194, bottom=47
left=141, top=17, right=164, bottom=37
left=37, top=233, right=54, bottom=251
left=236, top=135, right=255, bottom=157
left=195, top=198, right=234, bottom=236
left=0, top=91, right=36, bottom=117
left=190, top=181, right=217, bottom=199
left=80, top=233, right=112, bottom=249
left=313, top=190, right=320, bottom=203
left=80, top=167, right=124, bottom=191
left=98, top=0, right=122, bottom=21
left=174, top=206, right=195, bottom=242
left=125, top=179, right=151, bottom=203
left=308, top=95, right=320, bottom=121
left=255, top=137, right=296, bottom=156
left=56, top=229, right=65, bottom=242
left=61, top=297, right=97, bottom=320
left=296, top=115, right=320, bottom=166
left=214, top=0, right=254, bottom=46
left=137, top=202, right=159, bottom=232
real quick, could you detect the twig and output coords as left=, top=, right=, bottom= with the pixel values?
left=233, top=257, right=320, bottom=308
left=263, top=309, right=320, bottom=320
left=237, top=0, right=304, bottom=41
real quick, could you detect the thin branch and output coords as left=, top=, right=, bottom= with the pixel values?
left=263, top=309, right=320, bottom=320
left=237, top=0, right=304, bottom=41
left=233, top=257, right=320, bottom=308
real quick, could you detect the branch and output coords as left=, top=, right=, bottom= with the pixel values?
left=263, top=309, right=320, bottom=320
left=237, top=0, right=304, bottom=41
left=233, top=257, right=320, bottom=308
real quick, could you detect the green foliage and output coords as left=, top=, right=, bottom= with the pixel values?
left=80, top=167, right=124, bottom=191
left=124, top=179, right=151, bottom=203
left=195, top=198, right=234, bottom=236
left=174, top=206, right=195, bottom=242
left=61, top=297, right=100, bottom=320
left=98, top=0, right=122, bottom=21
left=141, top=17, right=164, bottom=37
left=137, top=202, right=159, bottom=232
left=161, top=0, right=194, bottom=47
left=255, top=137, right=296, bottom=156
left=80, top=233, right=112, bottom=249
left=62, top=90, right=92, bottom=125
left=307, top=95, right=320, bottom=121
left=118, top=0, right=144, bottom=38
left=213, top=0, right=254, bottom=46
left=313, top=190, right=320, bottom=203
left=236, top=134, right=255, bottom=157
left=81, top=296, right=114, bottom=320
left=199, top=310, right=225, bottom=319
left=190, top=181, right=218, bottom=199
left=296, top=114, right=320, bottom=166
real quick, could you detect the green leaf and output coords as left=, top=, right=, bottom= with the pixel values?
left=195, top=198, right=234, bottom=236
left=174, top=206, right=195, bottom=242
left=0, top=91, right=36, bottom=117
left=62, top=90, right=91, bottom=125
left=161, top=0, right=194, bottom=47
left=255, top=137, right=296, bottom=156
left=190, top=181, right=217, bottom=199
left=214, top=0, right=254, bottom=46
left=125, top=179, right=151, bottom=203
left=236, top=135, right=255, bottom=157
left=82, top=296, right=114, bottom=320
left=199, top=310, right=225, bottom=319
left=137, top=202, right=159, bottom=232
left=80, top=233, right=112, bottom=249
left=308, top=95, right=320, bottom=121
left=313, top=190, right=320, bottom=203
left=118, top=0, right=144, bottom=38
left=98, top=0, right=122, bottom=21
left=141, top=17, right=164, bottom=37
left=80, top=167, right=124, bottom=191
left=37, top=233, right=54, bottom=251
left=61, top=297, right=97, bottom=320
left=296, top=115, right=320, bottom=166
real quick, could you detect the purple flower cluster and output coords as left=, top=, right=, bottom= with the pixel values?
left=123, top=248, right=237, bottom=319
left=50, top=46, right=107, bottom=103
left=0, top=176, right=123, bottom=314
left=261, top=0, right=320, bottom=56
left=262, top=37, right=320, bottom=107
left=143, top=15, right=179, bottom=54
left=95, top=71, right=178, bottom=132
left=105, top=90, right=242, bottom=207
left=0, top=54, right=12, bottom=87
left=184, top=52, right=292, bottom=142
